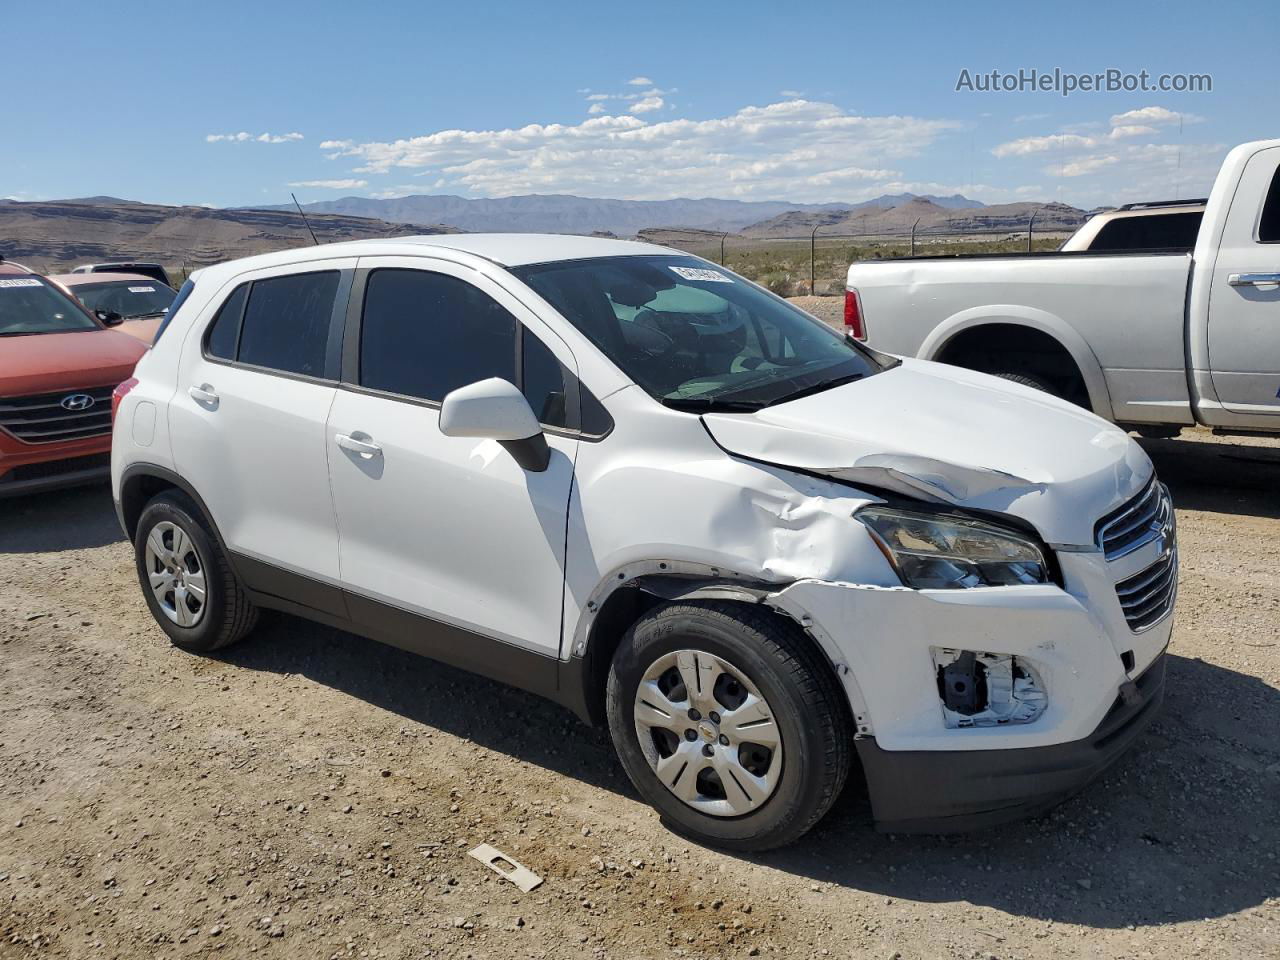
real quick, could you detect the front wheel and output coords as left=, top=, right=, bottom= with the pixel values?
left=606, top=601, right=851, bottom=851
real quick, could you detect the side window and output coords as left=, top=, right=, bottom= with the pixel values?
left=237, top=271, right=338, bottom=377
left=205, top=283, right=248, bottom=360
left=522, top=328, right=570, bottom=428
left=360, top=269, right=516, bottom=402
left=1091, top=212, right=1202, bottom=251
left=1260, top=165, right=1280, bottom=242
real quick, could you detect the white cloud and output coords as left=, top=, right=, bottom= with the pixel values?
left=288, top=178, right=368, bottom=189
left=1059, top=154, right=1120, bottom=177
left=587, top=102, right=606, bottom=115
left=207, top=131, right=303, bottom=144
left=988, top=106, right=1225, bottom=206
left=627, top=76, right=652, bottom=86
left=1109, top=106, right=1201, bottom=127
left=321, top=99, right=957, bottom=201
left=992, top=123, right=1156, bottom=158
left=629, top=96, right=664, bottom=114
left=780, top=89, right=805, bottom=98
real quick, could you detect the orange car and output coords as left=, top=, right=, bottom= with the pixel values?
left=0, top=260, right=149, bottom=497
left=48, top=271, right=178, bottom=345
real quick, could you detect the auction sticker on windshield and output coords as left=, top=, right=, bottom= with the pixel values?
left=129, top=286, right=156, bottom=293
left=669, top=266, right=733, bottom=283
left=0, top=278, right=43, bottom=289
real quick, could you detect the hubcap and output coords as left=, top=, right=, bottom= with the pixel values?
left=633, top=649, right=783, bottom=817
left=144, top=521, right=207, bottom=628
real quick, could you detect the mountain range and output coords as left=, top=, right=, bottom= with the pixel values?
left=258, top=191, right=986, bottom=237
left=0, top=199, right=451, bottom=274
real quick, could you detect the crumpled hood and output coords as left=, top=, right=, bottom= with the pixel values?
left=702, top=358, right=1152, bottom=547
left=0, top=329, right=146, bottom=397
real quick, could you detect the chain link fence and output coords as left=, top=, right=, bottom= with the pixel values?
left=656, top=216, right=1082, bottom=297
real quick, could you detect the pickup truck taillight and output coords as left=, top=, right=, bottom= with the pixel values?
left=844, top=288, right=867, bottom=340
left=111, top=377, right=139, bottom=424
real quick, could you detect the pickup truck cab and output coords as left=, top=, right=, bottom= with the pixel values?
left=1059, top=199, right=1205, bottom=253
left=112, top=235, right=1173, bottom=848
left=847, top=138, right=1280, bottom=433
left=0, top=261, right=148, bottom=497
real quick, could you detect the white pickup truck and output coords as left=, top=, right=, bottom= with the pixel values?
left=845, top=138, right=1280, bottom=435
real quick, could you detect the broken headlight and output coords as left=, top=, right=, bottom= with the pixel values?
left=856, top=506, right=1048, bottom=590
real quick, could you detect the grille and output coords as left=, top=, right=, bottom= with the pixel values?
left=1115, top=548, right=1178, bottom=632
left=0, top=385, right=116, bottom=444
left=1, top=452, right=111, bottom=484
left=1095, top=479, right=1173, bottom=561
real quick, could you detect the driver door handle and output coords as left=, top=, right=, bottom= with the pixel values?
left=1228, top=272, right=1280, bottom=286
left=335, top=433, right=383, bottom=458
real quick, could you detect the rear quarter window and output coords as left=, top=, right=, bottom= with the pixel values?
left=152, top=279, right=195, bottom=344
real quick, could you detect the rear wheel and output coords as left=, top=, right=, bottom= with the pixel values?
left=606, top=601, right=851, bottom=851
left=133, top=490, right=258, bottom=653
left=991, top=370, right=1059, bottom=396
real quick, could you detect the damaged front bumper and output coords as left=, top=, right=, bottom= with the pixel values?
left=767, top=547, right=1173, bottom=832
left=856, top=653, right=1166, bottom=832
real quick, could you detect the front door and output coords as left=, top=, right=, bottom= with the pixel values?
left=326, top=257, right=579, bottom=660
left=1207, top=145, right=1280, bottom=417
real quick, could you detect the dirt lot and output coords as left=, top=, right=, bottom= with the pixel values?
left=1, top=430, right=1278, bottom=960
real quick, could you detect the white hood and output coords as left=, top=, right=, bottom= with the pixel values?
left=701, top=358, right=1152, bottom=547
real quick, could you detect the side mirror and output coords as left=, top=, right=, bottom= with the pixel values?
left=439, top=378, right=549, bottom=471
left=96, top=309, right=124, bottom=326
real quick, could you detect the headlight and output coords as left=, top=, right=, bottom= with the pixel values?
left=856, top=506, right=1049, bottom=589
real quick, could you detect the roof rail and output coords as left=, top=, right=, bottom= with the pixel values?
left=1115, top=198, right=1208, bottom=211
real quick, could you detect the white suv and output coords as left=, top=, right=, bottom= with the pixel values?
left=111, top=235, right=1174, bottom=849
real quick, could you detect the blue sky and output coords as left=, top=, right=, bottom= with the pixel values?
left=4, top=0, right=1268, bottom=210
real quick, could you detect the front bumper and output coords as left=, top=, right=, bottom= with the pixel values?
left=0, top=429, right=113, bottom=499
left=856, top=653, right=1166, bottom=832
left=766, top=540, right=1174, bottom=831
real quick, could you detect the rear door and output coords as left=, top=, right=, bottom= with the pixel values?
left=170, top=260, right=354, bottom=610
left=326, top=257, right=580, bottom=660
left=1206, top=146, right=1280, bottom=416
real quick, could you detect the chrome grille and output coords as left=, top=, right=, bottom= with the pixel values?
left=1115, top=548, right=1178, bottom=632
left=1095, top=479, right=1173, bottom=561
left=0, top=384, right=116, bottom=443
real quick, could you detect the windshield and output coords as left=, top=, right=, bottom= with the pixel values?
left=0, top=277, right=99, bottom=336
left=513, top=255, right=885, bottom=410
left=72, top=279, right=177, bottom=319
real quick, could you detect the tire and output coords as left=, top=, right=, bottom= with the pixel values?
left=606, top=600, right=851, bottom=851
left=991, top=370, right=1059, bottom=396
left=133, top=490, right=258, bottom=653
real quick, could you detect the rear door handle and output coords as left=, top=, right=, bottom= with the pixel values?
left=335, top=433, right=382, bottom=458
left=188, top=384, right=219, bottom=408
left=1228, top=272, right=1280, bottom=286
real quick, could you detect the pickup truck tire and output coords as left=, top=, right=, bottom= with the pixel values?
left=605, top=600, right=851, bottom=851
left=133, top=490, right=259, bottom=654
left=992, top=371, right=1058, bottom=396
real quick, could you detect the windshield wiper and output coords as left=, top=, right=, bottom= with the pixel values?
left=660, top=396, right=767, bottom=413
left=760, top=372, right=865, bottom=407
left=122, top=311, right=167, bottom=320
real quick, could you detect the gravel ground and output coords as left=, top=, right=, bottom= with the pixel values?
left=1, top=430, right=1278, bottom=960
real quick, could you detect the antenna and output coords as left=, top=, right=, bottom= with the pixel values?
left=291, top=193, right=319, bottom=246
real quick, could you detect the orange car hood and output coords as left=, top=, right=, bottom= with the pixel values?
left=0, top=329, right=148, bottom=396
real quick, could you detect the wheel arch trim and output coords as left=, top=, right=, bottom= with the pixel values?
left=569, top=561, right=871, bottom=731
left=919, top=305, right=1113, bottom=418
